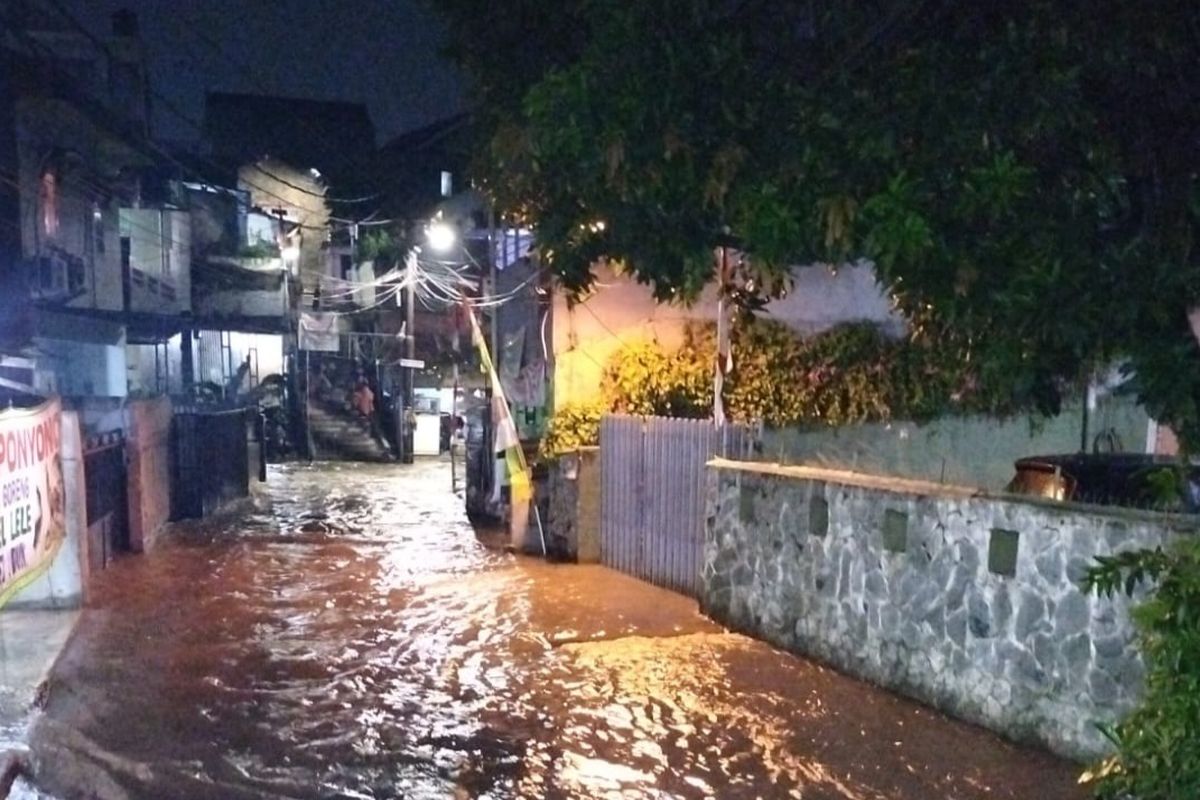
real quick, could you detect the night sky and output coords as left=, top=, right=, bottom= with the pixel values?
left=58, top=0, right=465, bottom=145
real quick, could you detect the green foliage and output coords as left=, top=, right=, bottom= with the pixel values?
left=598, top=320, right=995, bottom=427
left=600, top=337, right=711, bottom=419
left=238, top=240, right=279, bottom=259
left=539, top=400, right=604, bottom=456
left=721, top=319, right=993, bottom=427
left=356, top=230, right=401, bottom=266
left=1083, top=542, right=1200, bottom=799
left=1137, top=466, right=1193, bottom=513
left=436, top=0, right=1200, bottom=448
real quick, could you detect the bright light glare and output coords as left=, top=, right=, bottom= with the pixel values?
left=425, top=221, right=457, bottom=253
left=281, top=245, right=300, bottom=261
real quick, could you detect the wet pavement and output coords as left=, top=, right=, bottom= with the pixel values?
left=22, top=460, right=1085, bottom=799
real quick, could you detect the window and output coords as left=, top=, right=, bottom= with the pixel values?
left=92, top=203, right=104, bottom=254
left=161, top=212, right=171, bottom=275
left=40, top=171, right=59, bottom=238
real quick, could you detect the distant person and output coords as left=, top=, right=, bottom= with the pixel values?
left=353, top=380, right=375, bottom=419
left=313, top=365, right=333, bottom=401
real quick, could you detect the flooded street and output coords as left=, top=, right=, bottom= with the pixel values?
left=24, top=460, right=1084, bottom=799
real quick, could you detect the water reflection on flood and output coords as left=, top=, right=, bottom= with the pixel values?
left=28, top=461, right=1083, bottom=799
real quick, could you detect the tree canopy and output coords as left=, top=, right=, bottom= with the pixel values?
left=435, top=0, right=1200, bottom=443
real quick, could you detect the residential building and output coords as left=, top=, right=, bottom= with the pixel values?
left=203, top=91, right=376, bottom=199
left=0, top=4, right=193, bottom=400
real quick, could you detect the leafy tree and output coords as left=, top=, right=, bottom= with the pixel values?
left=355, top=229, right=401, bottom=266
left=436, top=0, right=1200, bottom=445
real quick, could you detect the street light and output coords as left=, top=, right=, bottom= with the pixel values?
left=425, top=220, right=457, bottom=253
left=400, top=217, right=458, bottom=463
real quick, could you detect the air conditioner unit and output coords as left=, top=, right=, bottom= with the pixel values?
left=29, top=254, right=66, bottom=297
left=26, top=252, right=86, bottom=300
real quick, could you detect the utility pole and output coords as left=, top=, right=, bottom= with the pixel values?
left=486, top=207, right=500, bottom=503
left=488, top=207, right=499, bottom=373
left=450, top=360, right=459, bottom=492
left=714, top=245, right=731, bottom=429
left=401, top=249, right=416, bottom=464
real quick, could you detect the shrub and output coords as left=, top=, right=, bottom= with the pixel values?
left=597, top=319, right=991, bottom=427
left=539, top=400, right=604, bottom=456
left=1083, top=541, right=1200, bottom=799
left=239, top=240, right=280, bottom=259
left=600, top=338, right=711, bottom=418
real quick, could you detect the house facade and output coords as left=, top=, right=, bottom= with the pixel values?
left=1, top=5, right=193, bottom=400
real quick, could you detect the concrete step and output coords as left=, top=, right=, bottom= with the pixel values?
left=307, top=401, right=393, bottom=463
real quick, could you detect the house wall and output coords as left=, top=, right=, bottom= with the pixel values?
left=35, top=339, right=126, bottom=398
left=194, top=285, right=287, bottom=320
left=704, top=459, right=1200, bottom=760
left=33, top=312, right=127, bottom=398
left=246, top=211, right=279, bottom=247
left=349, top=259, right=376, bottom=308
left=15, top=96, right=126, bottom=312
left=121, top=207, right=191, bottom=315
left=239, top=159, right=327, bottom=289
left=552, top=261, right=901, bottom=410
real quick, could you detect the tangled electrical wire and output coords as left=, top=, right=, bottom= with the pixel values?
left=311, top=248, right=540, bottom=316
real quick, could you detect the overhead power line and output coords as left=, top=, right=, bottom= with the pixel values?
left=249, top=164, right=380, bottom=206
left=21, top=0, right=344, bottom=231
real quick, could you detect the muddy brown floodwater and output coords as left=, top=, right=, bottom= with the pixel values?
left=22, top=460, right=1087, bottom=799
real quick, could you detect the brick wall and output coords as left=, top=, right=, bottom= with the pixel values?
left=125, top=397, right=172, bottom=551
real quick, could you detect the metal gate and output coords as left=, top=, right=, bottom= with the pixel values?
left=600, top=415, right=753, bottom=597
left=171, top=407, right=250, bottom=519
left=84, top=431, right=129, bottom=572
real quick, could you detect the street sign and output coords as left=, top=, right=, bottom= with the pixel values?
left=398, top=358, right=425, bottom=369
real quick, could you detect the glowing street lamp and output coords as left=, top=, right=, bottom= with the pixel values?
left=425, top=220, right=457, bottom=253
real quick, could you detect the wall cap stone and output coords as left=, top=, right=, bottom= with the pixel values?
left=709, top=457, right=979, bottom=498
left=708, top=457, right=1200, bottom=532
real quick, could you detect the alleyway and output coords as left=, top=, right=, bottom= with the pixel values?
left=23, top=461, right=1084, bottom=799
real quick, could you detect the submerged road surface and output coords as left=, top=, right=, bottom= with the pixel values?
left=24, top=461, right=1084, bottom=799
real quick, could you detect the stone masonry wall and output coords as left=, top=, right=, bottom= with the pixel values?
left=539, top=448, right=601, bottom=562
left=702, top=459, right=1200, bottom=760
